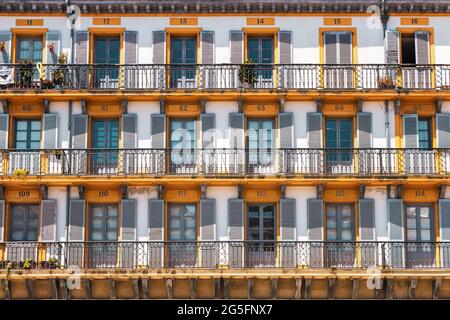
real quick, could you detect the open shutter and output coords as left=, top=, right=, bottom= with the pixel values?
left=72, top=114, right=87, bottom=174
left=307, top=199, right=324, bottom=268
left=230, top=31, right=244, bottom=64
left=228, top=199, right=244, bottom=267
left=339, top=32, right=352, bottom=64
left=148, top=199, right=164, bottom=267
left=278, top=30, right=292, bottom=64
left=359, top=198, right=376, bottom=267
left=120, top=199, right=137, bottom=268
left=229, top=113, right=244, bottom=174
left=385, top=30, right=400, bottom=64
left=403, top=114, right=419, bottom=148
left=279, top=112, right=294, bottom=149
left=40, top=200, right=57, bottom=242
left=124, top=31, right=138, bottom=64
left=0, top=200, right=4, bottom=242
left=152, top=31, right=165, bottom=64
left=307, top=112, right=322, bottom=148
left=437, top=113, right=450, bottom=148
left=439, top=199, right=450, bottom=267
left=357, top=112, right=372, bottom=148
left=122, top=114, right=137, bottom=148
left=200, top=199, right=216, bottom=267
left=201, top=113, right=215, bottom=149
left=43, top=113, right=58, bottom=149
left=415, top=31, right=430, bottom=64
left=324, top=33, right=337, bottom=64
left=201, top=31, right=214, bottom=64
left=387, top=198, right=404, bottom=268
left=0, top=32, right=12, bottom=63
left=68, top=200, right=85, bottom=241
left=45, top=31, right=61, bottom=64
left=151, top=113, right=166, bottom=149
left=74, top=31, right=89, bottom=64
left=281, top=198, right=296, bottom=240
left=0, top=114, right=9, bottom=149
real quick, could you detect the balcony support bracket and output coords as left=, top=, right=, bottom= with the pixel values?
left=43, top=99, right=50, bottom=114
left=436, top=99, right=443, bottom=113
left=156, top=184, right=164, bottom=200
left=238, top=98, right=244, bottom=113
left=280, top=185, right=286, bottom=199
left=109, top=279, right=117, bottom=299
left=396, top=185, right=404, bottom=199
left=140, top=278, right=149, bottom=299
left=247, top=278, right=254, bottom=299
left=40, top=185, right=48, bottom=200
left=190, top=278, right=197, bottom=299
left=384, top=278, right=393, bottom=299
left=352, top=278, right=359, bottom=299
left=200, top=184, right=207, bottom=199
left=432, top=278, right=442, bottom=299
left=358, top=185, right=366, bottom=199
left=316, top=185, right=324, bottom=199
left=439, top=185, right=447, bottom=199
left=121, top=99, right=128, bottom=114
left=238, top=184, right=244, bottom=199
left=26, top=279, right=35, bottom=299
left=357, top=99, right=363, bottom=113
left=83, top=279, right=92, bottom=299
left=78, top=185, right=85, bottom=200
left=223, top=278, right=229, bottom=299
left=327, top=278, right=335, bottom=300
left=1, top=99, right=9, bottom=114
left=294, top=278, right=302, bottom=299
left=50, top=278, right=58, bottom=299
left=271, top=278, right=278, bottom=299
left=121, top=185, right=128, bottom=199
left=200, top=99, right=207, bottom=114
left=394, top=99, right=401, bottom=115
left=0, top=186, right=4, bottom=200
left=315, top=99, right=322, bottom=113
left=279, top=98, right=285, bottom=113
left=1, top=279, right=11, bottom=299
left=408, top=278, right=417, bottom=299
left=166, top=279, right=173, bottom=299
left=304, top=278, right=311, bottom=299
left=80, top=100, right=87, bottom=115
left=159, top=99, right=166, bottom=114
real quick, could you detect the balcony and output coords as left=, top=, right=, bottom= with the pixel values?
left=1, top=148, right=448, bottom=178
left=0, top=241, right=449, bottom=270
left=0, top=63, right=449, bottom=91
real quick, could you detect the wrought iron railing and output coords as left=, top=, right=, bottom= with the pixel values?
left=1, top=63, right=450, bottom=90
left=0, top=241, right=449, bottom=270
left=1, top=148, right=448, bottom=177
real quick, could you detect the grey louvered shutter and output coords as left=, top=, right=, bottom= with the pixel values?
left=124, top=31, right=138, bottom=64
left=324, top=33, right=337, bottom=64
left=228, top=198, right=244, bottom=268
left=359, top=199, right=375, bottom=240
left=307, top=199, right=324, bottom=268
left=0, top=32, right=12, bottom=63
left=0, top=114, right=9, bottom=149
left=339, top=32, right=352, bottom=64
left=40, top=200, right=57, bottom=242
left=307, top=112, right=322, bottom=148
left=279, top=112, right=294, bottom=148
left=415, top=31, right=430, bottom=64
left=403, top=114, right=419, bottom=148
left=201, top=31, right=214, bottom=64
left=357, top=112, right=372, bottom=148
left=68, top=200, right=85, bottom=241
left=0, top=200, right=4, bottom=242
left=121, top=199, right=137, bottom=241
left=151, top=113, right=166, bottom=149
left=43, top=113, right=58, bottom=149
left=74, top=31, right=88, bottom=64
left=439, top=199, right=450, bottom=241
left=148, top=199, right=164, bottom=241
left=200, top=199, right=216, bottom=240
left=386, top=30, right=400, bottom=64
left=230, top=31, right=244, bottom=64
left=281, top=199, right=296, bottom=240
left=201, top=113, right=215, bottom=149
left=152, top=31, right=166, bottom=64
left=229, top=113, right=244, bottom=173
left=72, top=114, right=87, bottom=148
left=278, top=31, right=292, bottom=64
left=387, top=199, right=404, bottom=240
left=437, top=113, right=450, bottom=148
left=45, top=31, right=61, bottom=64
left=122, top=114, right=137, bottom=148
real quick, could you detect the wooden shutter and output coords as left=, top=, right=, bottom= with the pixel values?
left=278, top=31, right=292, bottom=64
left=74, top=31, right=88, bottom=64
left=120, top=199, right=137, bottom=241
left=122, top=114, right=137, bottom=148
left=229, top=113, right=244, bottom=148
left=148, top=199, right=164, bottom=241
left=45, top=31, right=61, bottom=64
left=72, top=114, right=88, bottom=148
left=151, top=113, right=166, bottom=149
left=339, top=32, right=352, bottom=64
left=439, top=199, right=450, bottom=241
left=200, top=199, right=216, bottom=240
left=403, top=114, right=419, bottom=148
left=307, top=112, right=323, bottom=148
left=437, top=113, right=450, bottom=148
left=387, top=199, right=404, bottom=240
left=0, top=32, right=12, bottom=63
left=228, top=198, right=244, bottom=268
left=201, top=31, right=214, bottom=64
left=43, top=113, right=59, bottom=149
left=385, top=30, right=400, bottom=64
left=357, top=112, right=372, bottom=148
left=40, top=200, right=57, bottom=242
left=279, top=112, right=294, bottom=149
left=230, top=31, right=244, bottom=64
left=359, top=199, right=375, bottom=240
left=324, top=33, right=337, bottom=64
left=415, top=31, right=430, bottom=64
left=307, top=199, right=324, bottom=240
left=201, top=113, right=215, bottom=149
left=152, top=31, right=166, bottom=64
left=68, top=200, right=85, bottom=241
left=124, top=31, right=138, bottom=64
left=0, top=200, right=4, bottom=242
left=281, top=199, right=296, bottom=240
left=0, top=114, right=9, bottom=149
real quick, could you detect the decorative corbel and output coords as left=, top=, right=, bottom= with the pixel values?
left=120, top=185, right=128, bottom=199
left=40, top=185, right=48, bottom=200
left=357, top=99, right=363, bottom=113
left=156, top=184, right=164, bottom=200
left=436, top=99, right=443, bottom=113
left=121, top=99, right=128, bottom=114
left=280, top=184, right=286, bottom=199
left=77, top=185, right=85, bottom=200
left=200, top=99, right=207, bottom=114
left=1, top=99, right=9, bottom=114
left=80, top=100, right=88, bottom=114
left=439, top=184, right=447, bottom=199
left=316, top=185, right=324, bottom=199
left=394, top=99, right=401, bottom=115
left=200, top=184, right=207, bottom=199
left=238, top=184, right=244, bottom=199
left=238, top=98, right=244, bottom=113
left=43, top=99, right=50, bottom=114
left=0, top=185, right=4, bottom=200
left=159, top=99, right=166, bottom=114
left=279, top=97, right=285, bottom=113
left=359, top=185, right=366, bottom=199
left=315, top=98, right=322, bottom=113
left=396, top=184, right=404, bottom=199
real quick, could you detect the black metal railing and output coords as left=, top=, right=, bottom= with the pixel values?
left=1, top=63, right=450, bottom=91
left=0, top=241, right=449, bottom=270
left=1, top=148, right=448, bottom=177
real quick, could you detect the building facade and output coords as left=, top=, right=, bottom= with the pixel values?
left=0, top=0, right=450, bottom=299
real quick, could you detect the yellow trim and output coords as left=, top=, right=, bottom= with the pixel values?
left=169, top=18, right=198, bottom=26
left=10, top=28, right=47, bottom=64
left=323, top=18, right=352, bottom=26
left=88, top=103, right=122, bottom=116
left=166, top=104, right=200, bottom=116
left=400, top=18, right=429, bottom=26
left=244, top=189, right=279, bottom=203
left=403, top=188, right=438, bottom=203
left=165, top=189, right=200, bottom=203
left=319, top=27, right=358, bottom=64
left=165, top=27, right=203, bottom=34
left=92, top=18, right=122, bottom=26
left=322, top=103, right=356, bottom=116
left=10, top=27, right=48, bottom=35
left=396, top=27, right=435, bottom=64
left=323, top=189, right=358, bottom=203
left=246, top=18, right=275, bottom=26
left=5, top=188, right=40, bottom=203
left=9, top=103, right=44, bottom=116
left=85, top=189, right=122, bottom=203
left=15, top=19, right=44, bottom=26
left=244, top=103, right=279, bottom=116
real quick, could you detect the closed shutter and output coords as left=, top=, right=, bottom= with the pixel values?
left=68, top=200, right=85, bottom=241
left=120, top=199, right=137, bottom=241
left=387, top=198, right=404, bottom=268
left=124, top=31, right=138, bottom=64
left=357, top=112, right=372, bottom=148
left=148, top=199, right=164, bottom=267
left=307, top=199, right=324, bottom=268
left=385, top=30, right=400, bottom=64
left=279, top=112, right=294, bottom=149
left=152, top=31, right=166, bottom=64
left=0, top=114, right=9, bottom=149
left=437, top=113, right=450, bottom=148
left=200, top=199, right=216, bottom=267
left=339, top=32, right=352, bottom=64
left=324, top=33, right=337, bottom=64
left=45, top=31, right=61, bottom=64
left=201, top=31, right=214, bottom=64
left=228, top=198, right=244, bottom=268
left=151, top=113, right=166, bottom=149
left=0, top=200, right=4, bottom=242
left=0, top=32, right=12, bottom=63
left=230, top=31, right=244, bottom=64
left=307, top=112, right=322, bottom=148
left=403, top=114, right=419, bottom=148
left=40, top=200, right=57, bottom=242
left=415, top=31, right=430, bottom=64
left=280, top=198, right=296, bottom=240
left=122, top=114, right=137, bottom=148
left=42, top=113, right=59, bottom=149
left=278, top=31, right=292, bottom=64
left=201, top=113, right=215, bottom=149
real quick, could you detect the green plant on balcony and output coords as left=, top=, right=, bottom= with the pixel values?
left=52, top=53, right=68, bottom=87
left=0, top=260, right=11, bottom=269
left=17, top=59, right=34, bottom=88
left=20, top=258, right=36, bottom=270
left=40, top=78, right=54, bottom=89
left=12, top=168, right=30, bottom=177
left=238, top=58, right=257, bottom=88
left=39, top=257, right=60, bottom=269
left=377, top=75, right=396, bottom=89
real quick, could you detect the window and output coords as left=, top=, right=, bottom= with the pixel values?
left=418, top=117, right=431, bottom=149
left=326, top=204, right=354, bottom=241
left=14, top=119, right=41, bottom=149
left=168, top=204, right=197, bottom=241
left=325, top=118, right=353, bottom=171
left=170, top=37, right=197, bottom=88
left=90, top=119, right=119, bottom=174
left=247, top=37, right=274, bottom=87
left=93, top=36, right=120, bottom=88
left=16, top=37, right=43, bottom=63
left=247, top=118, right=274, bottom=167
left=400, top=34, right=416, bottom=64
left=9, top=204, right=39, bottom=241
left=323, top=31, right=353, bottom=88
left=169, top=118, right=196, bottom=172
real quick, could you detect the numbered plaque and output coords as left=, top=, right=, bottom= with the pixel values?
left=247, top=18, right=275, bottom=26
left=323, top=18, right=352, bottom=26
left=170, top=18, right=198, bottom=26
left=92, top=18, right=122, bottom=25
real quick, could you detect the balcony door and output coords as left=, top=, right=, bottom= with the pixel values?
left=247, top=37, right=274, bottom=88
left=246, top=204, right=276, bottom=267
left=89, top=203, right=118, bottom=268
left=168, top=203, right=197, bottom=267
left=10, top=119, right=41, bottom=175
left=170, top=37, right=197, bottom=88
left=93, top=37, right=120, bottom=88
left=16, top=37, right=43, bottom=83
left=169, top=118, right=196, bottom=174
left=325, top=118, right=353, bottom=174
left=91, top=119, right=119, bottom=174
left=405, top=204, right=435, bottom=268
left=247, top=118, right=274, bottom=174
left=400, top=32, right=431, bottom=88
left=326, top=203, right=355, bottom=267
left=323, top=32, right=353, bottom=89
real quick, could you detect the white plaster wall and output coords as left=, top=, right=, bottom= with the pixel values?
left=48, top=187, right=68, bottom=241
left=206, top=186, right=238, bottom=240
left=284, top=101, right=316, bottom=148
left=205, top=101, right=238, bottom=148
left=128, top=101, right=159, bottom=148
left=49, top=101, right=69, bottom=148
left=362, top=101, right=387, bottom=148
left=365, top=186, right=388, bottom=240
left=128, top=187, right=158, bottom=240
left=285, top=186, right=316, bottom=240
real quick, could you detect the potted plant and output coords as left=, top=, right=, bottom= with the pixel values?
left=238, top=58, right=257, bottom=89
left=40, top=78, right=54, bottom=89
left=17, top=59, right=34, bottom=88
left=52, top=53, right=68, bottom=88
left=39, top=257, right=59, bottom=269
left=12, top=168, right=30, bottom=177
left=20, top=258, right=36, bottom=270
left=377, top=75, right=396, bottom=89
left=0, top=260, right=10, bottom=269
